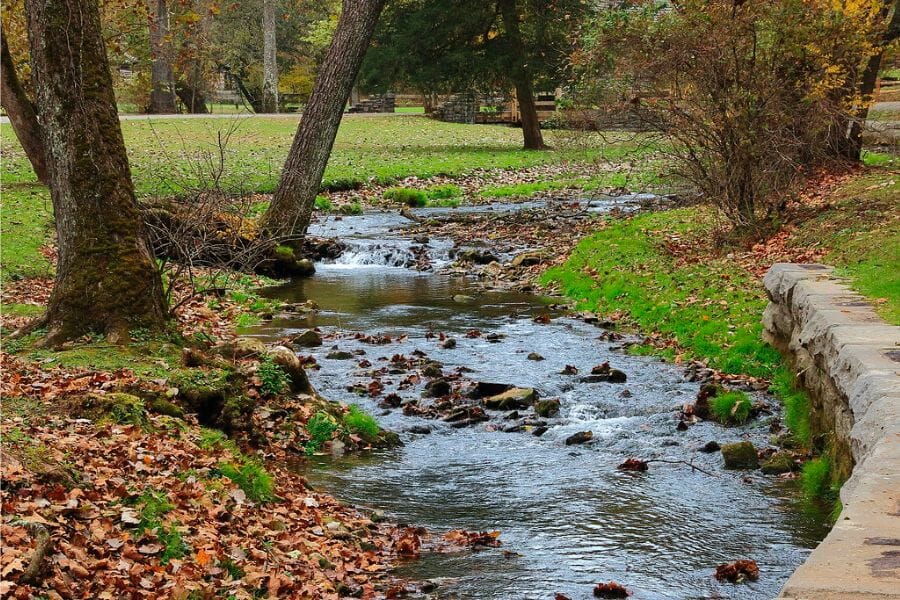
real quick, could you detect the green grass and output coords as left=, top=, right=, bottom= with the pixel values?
left=542, top=208, right=781, bottom=378
left=424, top=183, right=462, bottom=199
left=0, top=184, right=54, bottom=280
left=801, top=456, right=832, bottom=498
left=342, top=405, right=380, bottom=441
left=1, top=116, right=647, bottom=279
left=217, top=460, right=276, bottom=503
left=384, top=186, right=427, bottom=207
left=395, top=106, right=425, bottom=114
left=314, top=195, right=333, bottom=211
left=771, top=367, right=812, bottom=445
left=427, top=197, right=461, bottom=208
left=481, top=180, right=568, bottom=198
left=305, top=411, right=338, bottom=454
left=710, top=390, right=752, bottom=425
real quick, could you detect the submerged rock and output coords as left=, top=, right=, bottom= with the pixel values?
left=421, top=362, right=444, bottom=378
left=761, top=451, right=796, bottom=474
left=721, top=441, right=759, bottom=469
left=582, top=362, right=627, bottom=383
left=325, top=350, right=354, bottom=360
left=527, top=352, right=545, bottom=361
left=424, top=378, right=452, bottom=398
left=699, top=441, right=721, bottom=453
left=452, top=294, right=476, bottom=304
left=483, top=387, right=537, bottom=410
left=441, top=338, right=457, bottom=349
left=565, top=431, right=594, bottom=445
left=470, top=382, right=513, bottom=398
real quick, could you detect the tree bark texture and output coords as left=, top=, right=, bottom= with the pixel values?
left=261, top=0, right=386, bottom=238
left=147, top=0, right=177, bottom=113
left=1, top=26, right=49, bottom=184
left=261, top=0, right=279, bottom=113
left=498, top=0, right=545, bottom=150
left=24, top=0, right=168, bottom=344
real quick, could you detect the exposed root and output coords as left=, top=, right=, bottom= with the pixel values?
left=9, top=313, right=49, bottom=340
left=21, top=520, right=51, bottom=584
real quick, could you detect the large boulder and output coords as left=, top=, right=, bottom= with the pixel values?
left=483, top=387, right=537, bottom=410
left=721, top=441, right=759, bottom=469
left=216, top=337, right=267, bottom=359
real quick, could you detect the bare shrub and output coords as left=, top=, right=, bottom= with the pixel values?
left=572, top=0, right=887, bottom=231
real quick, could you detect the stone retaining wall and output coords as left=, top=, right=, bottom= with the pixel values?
left=762, top=263, right=899, bottom=599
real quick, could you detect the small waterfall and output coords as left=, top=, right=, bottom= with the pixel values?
left=322, top=238, right=453, bottom=270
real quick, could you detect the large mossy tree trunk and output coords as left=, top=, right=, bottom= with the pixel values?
left=260, top=0, right=386, bottom=239
left=498, top=0, right=545, bottom=150
left=24, top=0, right=168, bottom=345
left=260, top=0, right=279, bottom=113
left=1, top=26, right=49, bottom=184
left=147, top=0, right=177, bottom=114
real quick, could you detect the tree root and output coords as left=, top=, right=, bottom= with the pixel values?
left=9, top=313, right=49, bottom=340
left=21, top=520, right=51, bottom=584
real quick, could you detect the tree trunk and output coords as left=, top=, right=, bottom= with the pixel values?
left=261, top=0, right=279, bottom=113
left=260, top=0, right=386, bottom=239
left=147, top=0, right=176, bottom=113
left=1, top=27, right=49, bottom=184
left=24, top=0, right=167, bottom=344
left=175, top=79, right=209, bottom=113
left=845, top=0, right=900, bottom=160
left=498, top=0, right=545, bottom=150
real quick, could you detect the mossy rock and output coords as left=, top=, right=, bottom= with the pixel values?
left=534, top=399, right=560, bottom=418
left=761, top=451, right=796, bottom=474
left=147, top=397, right=185, bottom=419
left=74, top=392, right=148, bottom=427
left=721, top=441, right=759, bottom=469
left=484, top=387, right=537, bottom=410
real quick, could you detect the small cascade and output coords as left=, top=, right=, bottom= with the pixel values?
left=322, top=238, right=454, bottom=270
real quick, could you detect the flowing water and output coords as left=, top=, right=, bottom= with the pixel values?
left=249, top=202, right=829, bottom=600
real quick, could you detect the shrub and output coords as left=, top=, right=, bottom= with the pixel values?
left=384, top=187, right=427, bottom=207
left=257, top=357, right=289, bottom=396
left=710, top=390, right=752, bottom=425
left=306, top=411, right=338, bottom=454
left=342, top=405, right=380, bottom=441
left=575, top=0, right=884, bottom=229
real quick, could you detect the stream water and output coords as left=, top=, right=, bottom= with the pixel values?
left=249, top=203, right=829, bottom=599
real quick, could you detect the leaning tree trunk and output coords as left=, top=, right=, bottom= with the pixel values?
left=261, top=0, right=279, bottom=113
left=260, top=0, right=386, bottom=239
left=498, top=0, right=545, bottom=150
left=843, top=0, right=900, bottom=161
left=24, top=0, right=167, bottom=345
left=147, top=0, right=177, bottom=113
left=1, top=26, right=49, bottom=184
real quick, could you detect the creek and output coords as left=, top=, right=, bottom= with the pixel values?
left=248, top=202, right=829, bottom=599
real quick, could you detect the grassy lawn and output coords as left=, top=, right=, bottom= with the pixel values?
left=542, top=165, right=899, bottom=374
left=0, top=115, right=648, bottom=279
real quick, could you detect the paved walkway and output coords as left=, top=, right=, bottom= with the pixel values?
left=0, top=111, right=406, bottom=124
